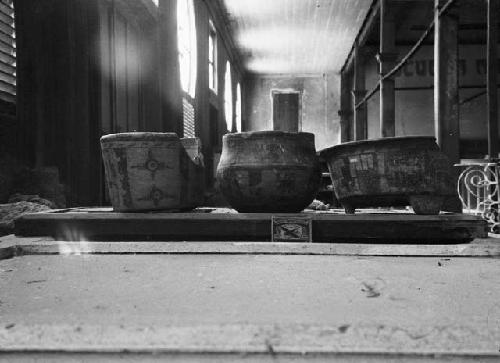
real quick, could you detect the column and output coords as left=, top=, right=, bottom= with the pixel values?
left=434, top=0, right=460, bottom=164
left=378, top=0, right=397, bottom=138
left=353, top=43, right=367, bottom=140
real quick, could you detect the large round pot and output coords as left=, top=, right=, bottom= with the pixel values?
left=320, top=136, right=455, bottom=215
left=101, top=132, right=204, bottom=212
left=216, top=131, right=321, bottom=213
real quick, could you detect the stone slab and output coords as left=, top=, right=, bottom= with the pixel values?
left=1, top=235, right=500, bottom=259
left=0, top=253, right=499, bottom=358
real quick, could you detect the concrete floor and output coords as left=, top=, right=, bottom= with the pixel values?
left=1, top=250, right=500, bottom=361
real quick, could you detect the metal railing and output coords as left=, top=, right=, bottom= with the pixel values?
left=456, top=160, right=499, bottom=234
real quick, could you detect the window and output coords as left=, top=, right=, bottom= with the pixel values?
left=0, top=0, right=16, bottom=105
left=208, top=20, right=217, bottom=93
left=235, top=83, right=242, bottom=132
left=177, top=0, right=197, bottom=137
left=177, top=0, right=197, bottom=98
left=224, top=61, right=232, bottom=132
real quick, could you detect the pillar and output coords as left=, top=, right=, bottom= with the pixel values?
left=487, top=0, right=499, bottom=160
left=434, top=0, right=460, bottom=164
left=353, top=43, right=367, bottom=140
left=158, top=0, right=183, bottom=136
left=378, top=0, right=397, bottom=138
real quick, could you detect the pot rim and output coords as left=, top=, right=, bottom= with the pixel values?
left=223, top=130, right=315, bottom=140
left=100, top=132, right=179, bottom=143
left=319, top=136, right=437, bottom=156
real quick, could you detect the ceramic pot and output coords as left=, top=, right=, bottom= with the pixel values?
left=101, top=132, right=204, bottom=212
left=320, top=136, right=455, bottom=214
left=216, top=131, right=321, bottom=212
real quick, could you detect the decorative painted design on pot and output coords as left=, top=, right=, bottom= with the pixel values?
left=131, top=149, right=172, bottom=179
left=101, top=132, right=205, bottom=212
left=216, top=131, right=321, bottom=213
left=320, top=136, right=455, bottom=215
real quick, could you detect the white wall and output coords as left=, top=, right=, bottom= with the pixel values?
left=243, top=73, right=341, bottom=151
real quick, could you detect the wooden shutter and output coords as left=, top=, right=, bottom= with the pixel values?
left=0, top=0, right=15, bottom=104
left=183, top=96, right=195, bottom=138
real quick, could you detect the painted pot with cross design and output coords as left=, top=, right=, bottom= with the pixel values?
left=216, top=131, right=321, bottom=212
left=100, top=132, right=204, bottom=212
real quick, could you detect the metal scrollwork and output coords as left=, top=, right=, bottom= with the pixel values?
left=457, top=161, right=499, bottom=234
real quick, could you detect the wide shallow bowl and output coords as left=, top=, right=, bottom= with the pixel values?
left=320, top=136, right=455, bottom=214
left=216, top=131, right=321, bottom=213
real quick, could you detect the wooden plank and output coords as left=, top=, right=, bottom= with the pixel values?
left=14, top=212, right=488, bottom=242
left=379, top=0, right=397, bottom=138
left=487, top=0, right=499, bottom=159
left=0, top=48, right=15, bottom=64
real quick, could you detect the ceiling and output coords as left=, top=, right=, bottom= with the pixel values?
left=220, top=0, right=373, bottom=75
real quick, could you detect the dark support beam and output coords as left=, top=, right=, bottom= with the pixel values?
left=487, top=0, right=499, bottom=160
left=434, top=0, right=460, bottom=164
left=353, top=44, right=367, bottom=141
left=339, top=71, right=351, bottom=143
left=378, top=0, right=397, bottom=137
left=434, top=0, right=462, bottom=213
left=158, top=0, right=183, bottom=136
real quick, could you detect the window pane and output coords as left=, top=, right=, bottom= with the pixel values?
left=208, top=22, right=216, bottom=92
left=224, top=62, right=232, bottom=132
left=177, top=0, right=197, bottom=98
left=236, top=83, right=241, bottom=132
left=208, top=35, right=213, bottom=63
left=209, top=64, right=214, bottom=91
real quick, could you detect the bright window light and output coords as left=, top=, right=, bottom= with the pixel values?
left=177, top=0, right=197, bottom=98
left=224, top=62, right=233, bottom=132
left=235, top=83, right=242, bottom=132
left=208, top=21, right=217, bottom=92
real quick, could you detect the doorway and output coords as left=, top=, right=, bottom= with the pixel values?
left=272, top=90, right=301, bottom=132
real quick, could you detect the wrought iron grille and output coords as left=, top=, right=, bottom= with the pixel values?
left=456, top=160, right=499, bottom=234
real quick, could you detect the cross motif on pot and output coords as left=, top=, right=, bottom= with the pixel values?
left=137, top=185, right=175, bottom=207
left=131, top=149, right=171, bottom=179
